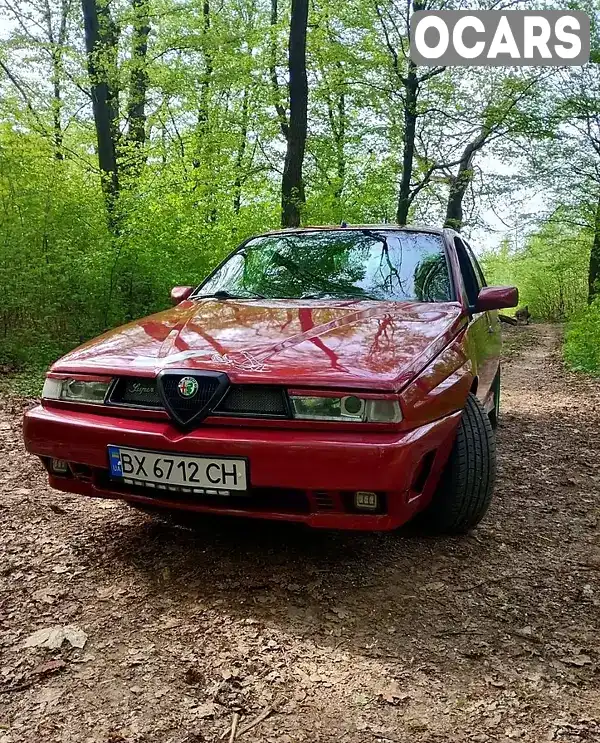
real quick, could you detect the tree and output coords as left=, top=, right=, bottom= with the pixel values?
left=281, top=0, right=309, bottom=227
left=124, top=0, right=150, bottom=169
left=444, top=74, right=544, bottom=231
left=547, top=63, right=600, bottom=302
left=81, top=0, right=120, bottom=216
left=0, top=0, right=73, bottom=160
left=374, top=0, right=447, bottom=226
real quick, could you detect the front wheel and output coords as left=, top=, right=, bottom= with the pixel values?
left=418, top=393, right=496, bottom=534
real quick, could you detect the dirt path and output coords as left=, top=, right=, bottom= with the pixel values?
left=2, top=324, right=600, bottom=743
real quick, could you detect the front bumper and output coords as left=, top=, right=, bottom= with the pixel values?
left=23, top=404, right=461, bottom=531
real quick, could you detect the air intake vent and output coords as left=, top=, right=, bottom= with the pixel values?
left=157, top=371, right=229, bottom=427
left=215, top=386, right=289, bottom=417
left=314, top=491, right=335, bottom=511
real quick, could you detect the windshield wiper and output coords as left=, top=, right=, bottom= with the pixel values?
left=300, top=290, right=378, bottom=301
left=194, top=289, right=266, bottom=300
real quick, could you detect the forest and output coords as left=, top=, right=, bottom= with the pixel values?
left=1, top=0, right=599, bottom=375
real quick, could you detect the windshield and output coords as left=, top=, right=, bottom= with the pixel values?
left=195, top=230, right=452, bottom=302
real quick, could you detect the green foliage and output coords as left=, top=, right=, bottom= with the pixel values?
left=0, top=0, right=598, bottom=382
left=0, top=367, right=46, bottom=398
left=0, top=128, right=112, bottom=367
left=481, top=217, right=590, bottom=322
left=482, top=211, right=599, bottom=377
left=564, top=299, right=600, bottom=376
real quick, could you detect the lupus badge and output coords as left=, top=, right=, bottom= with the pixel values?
left=211, top=351, right=267, bottom=372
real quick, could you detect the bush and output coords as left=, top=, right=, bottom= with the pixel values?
left=0, top=128, right=279, bottom=370
left=564, top=299, right=600, bottom=375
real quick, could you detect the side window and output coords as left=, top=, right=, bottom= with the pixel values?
left=454, top=237, right=479, bottom=306
left=464, top=242, right=487, bottom=290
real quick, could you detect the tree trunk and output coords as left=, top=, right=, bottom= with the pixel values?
left=81, top=0, right=120, bottom=215
left=233, top=89, right=249, bottom=214
left=326, top=60, right=346, bottom=201
left=45, top=0, right=70, bottom=160
left=269, top=0, right=289, bottom=139
left=396, top=61, right=418, bottom=226
left=50, top=52, right=64, bottom=160
left=334, top=88, right=345, bottom=199
left=444, top=145, right=476, bottom=231
left=281, top=0, right=308, bottom=228
left=589, top=193, right=600, bottom=303
left=196, top=0, right=213, bottom=142
left=125, top=0, right=150, bottom=166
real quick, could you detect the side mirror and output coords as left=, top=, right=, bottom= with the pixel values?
left=474, top=286, right=519, bottom=312
left=170, top=286, right=194, bottom=305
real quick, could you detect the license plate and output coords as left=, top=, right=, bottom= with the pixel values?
left=107, top=446, right=248, bottom=495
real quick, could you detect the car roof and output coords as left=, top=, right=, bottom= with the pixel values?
left=261, top=224, right=449, bottom=237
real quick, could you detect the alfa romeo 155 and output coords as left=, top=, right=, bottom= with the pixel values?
left=23, top=226, right=517, bottom=533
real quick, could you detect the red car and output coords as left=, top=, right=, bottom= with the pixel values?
left=23, top=226, right=517, bottom=533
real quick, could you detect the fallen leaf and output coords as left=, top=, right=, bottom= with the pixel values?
left=423, top=581, right=445, bottom=592
left=37, top=687, right=63, bottom=707
left=195, top=702, right=218, bottom=719
left=331, top=606, right=350, bottom=619
left=563, top=654, right=592, bottom=667
left=380, top=681, right=409, bottom=705
left=32, top=659, right=67, bottom=676
left=484, top=675, right=506, bottom=688
left=49, top=504, right=67, bottom=515
left=23, top=625, right=87, bottom=650
left=488, top=712, right=502, bottom=727
left=32, top=588, right=59, bottom=604
left=160, top=618, right=182, bottom=629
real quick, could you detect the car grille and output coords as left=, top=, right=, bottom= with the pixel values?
left=217, top=386, right=288, bottom=417
left=159, top=371, right=228, bottom=426
left=99, top=473, right=310, bottom=514
left=109, top=377, right=162, bottom=408
left=109, top=377, right=289, bottom=418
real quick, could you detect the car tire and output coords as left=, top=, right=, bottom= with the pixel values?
left=489, top=368, right=501, bottom=430
left=418, top=392, right=496, bottom=535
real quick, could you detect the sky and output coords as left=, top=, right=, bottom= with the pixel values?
left=469, top=153, right=549, bottom=253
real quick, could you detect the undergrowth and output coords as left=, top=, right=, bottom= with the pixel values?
left=564, top=299, right=600, bottom=376
left=0, top=367, right=47, bottom=398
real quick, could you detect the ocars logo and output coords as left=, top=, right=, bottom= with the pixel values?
left=410, top=10, right=589, bottom=66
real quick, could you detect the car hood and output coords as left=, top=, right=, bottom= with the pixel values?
left=53, top=299, right=466, bottom=391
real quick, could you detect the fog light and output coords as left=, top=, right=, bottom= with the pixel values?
left=355, top=491, right=378, bottom=510
left=50, top=458, right=69, bottom=475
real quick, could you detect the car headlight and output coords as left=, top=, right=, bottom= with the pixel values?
left=42, top=376, right=111, bottom=404
left=289, top=393, right=402, bottom=423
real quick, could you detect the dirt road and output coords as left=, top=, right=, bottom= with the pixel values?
left=2, top=324, right=600, bottom=743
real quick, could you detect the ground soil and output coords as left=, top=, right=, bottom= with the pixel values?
left=1, top=323, right=600, bottom=743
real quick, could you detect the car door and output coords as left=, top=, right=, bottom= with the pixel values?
left=465, top=240, right=502, bottom=402
left=454, top=237, right=500, bottom=409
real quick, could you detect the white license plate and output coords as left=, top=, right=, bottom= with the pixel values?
left=107, top=446, right=248, bottom=494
